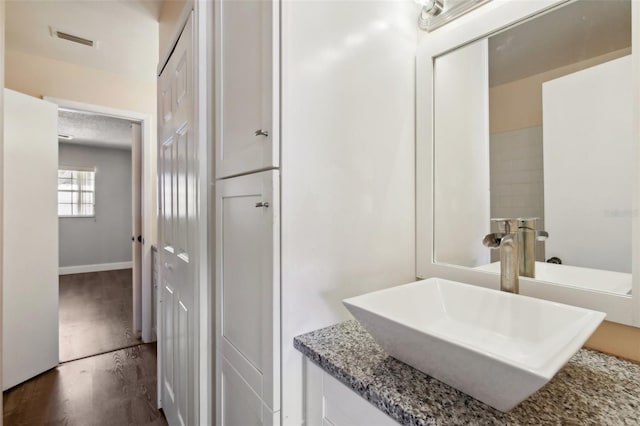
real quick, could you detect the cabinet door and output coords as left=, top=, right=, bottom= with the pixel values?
left=221, top=356, right=279, bottom=426
left=216, top=170, right=280, bottom=420
left=216, top=0, right=279, bottom=178
left=304, top=360, right=399, bottom=426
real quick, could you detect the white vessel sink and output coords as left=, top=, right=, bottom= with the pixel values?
left=342, top=278, right=605, bottom=412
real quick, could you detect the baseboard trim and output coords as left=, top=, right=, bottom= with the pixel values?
left=59, top=261, right=133, bottom=275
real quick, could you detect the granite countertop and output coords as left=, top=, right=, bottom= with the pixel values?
left=294, top=320, right=640, bottom=426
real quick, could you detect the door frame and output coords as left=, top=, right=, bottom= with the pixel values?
left=44, top=96, right=155, bottom=343
left=195, top=1, right=214, bottom=424
left=1, top=2, right=5, bottom=415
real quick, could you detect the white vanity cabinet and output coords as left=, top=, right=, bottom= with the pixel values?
left=216, top=0, right=279, bottom=178
left=304, top=360, right=399, bottom=426
left=216, top=170, right=280, bottom=424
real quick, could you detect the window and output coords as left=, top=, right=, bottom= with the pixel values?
left=58, top=168, right=96, bottom=217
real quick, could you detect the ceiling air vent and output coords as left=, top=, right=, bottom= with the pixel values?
left=49, top=27, right=98, bottom=48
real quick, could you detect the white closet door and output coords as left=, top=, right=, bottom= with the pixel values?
left=216, top=170, right=280, bottom=423
left=157, top=12, right=199, bottom=426
left=3, top=90, right=58, bottom=390
left=216, top=0, right=279, bottom=178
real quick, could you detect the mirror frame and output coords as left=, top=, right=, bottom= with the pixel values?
left=416, top=0, right=640, bottom=326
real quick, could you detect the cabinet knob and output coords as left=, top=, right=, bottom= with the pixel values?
left=254, top=129, right=269, bottom=137
left=255, top=201, right=270, bottom=208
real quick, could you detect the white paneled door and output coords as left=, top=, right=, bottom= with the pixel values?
left=3, top=90, right=59, bottom=390
left=158, top=12, right=198, bottom=426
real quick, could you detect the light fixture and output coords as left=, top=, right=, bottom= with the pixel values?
left=416, top=0, right=493, bottom=32
left=418, top=0, right=444, bottom=30
left=417, top=0, right=444, bottom=16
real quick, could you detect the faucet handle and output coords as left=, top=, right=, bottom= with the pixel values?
left=517, top=217, right=539, bottom=230
left=491, top=218, right=519, bottom=234
left=535, top=230, right=549, bottom=241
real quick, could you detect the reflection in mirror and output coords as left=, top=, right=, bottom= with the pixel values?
left=433, top=0, right=632, bottom=296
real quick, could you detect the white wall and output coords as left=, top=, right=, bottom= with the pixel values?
left=433, top=39, right=490, bottom=267
left=543, top=56, right=632, bottom=273
left=58, top=143, right=132, bottom=270
left=159, top=0, right=193, bottom=67
left=280, top=1, right=417, bottom=424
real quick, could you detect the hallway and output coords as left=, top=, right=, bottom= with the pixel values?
left=3, top=344, right=166, bottom=425
left=59, top=269, right=141, bottom=362
left=3, top=269, right=165, bottom=425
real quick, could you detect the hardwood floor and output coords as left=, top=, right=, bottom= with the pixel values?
left=59, top=269, right=142, bottom=362
left=3, top=344, right=167, bottom=426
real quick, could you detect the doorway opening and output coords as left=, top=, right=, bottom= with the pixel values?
left=48, top=98, right=156, bottom=363
left=56, top=107, right=139, bottom=362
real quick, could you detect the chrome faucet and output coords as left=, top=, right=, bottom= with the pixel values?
left=483, top=218, right=549, bottom=294
left=483, top=219, right=520, bottom=293
left=516, top=218, right=548, bottom=278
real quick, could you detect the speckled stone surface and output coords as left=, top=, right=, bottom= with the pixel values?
left=294, top=320, right=640, bottom=426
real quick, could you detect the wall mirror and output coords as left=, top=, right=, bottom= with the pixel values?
left=416, top=0, right=640, bottom=326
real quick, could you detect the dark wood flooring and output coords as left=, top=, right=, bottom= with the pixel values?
left=3, top=344, right=167, bottom=426
left=59, top=269, right=142, bottom=362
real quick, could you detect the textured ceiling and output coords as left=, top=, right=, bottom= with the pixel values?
left=5, top=0, right=160, bottom=81
left=489, top=0, right=631, bottom=87
left=58, top=110, right=134, bottom=150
